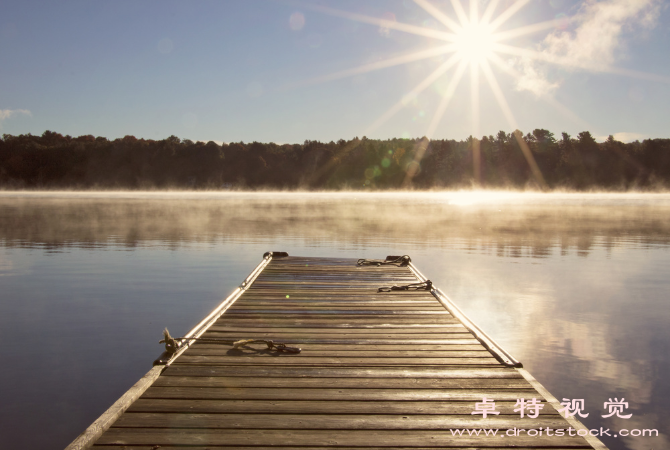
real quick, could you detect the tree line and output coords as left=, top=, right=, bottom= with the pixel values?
left=1, top=130, right=669, bottom=190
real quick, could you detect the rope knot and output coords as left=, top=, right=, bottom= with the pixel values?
left=357, top=255, right=411, bottom=267
left=378, top=280, right=433, bottom=292
left=158, top=328, right=180, bottom=354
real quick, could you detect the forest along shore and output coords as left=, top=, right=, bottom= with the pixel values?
left=1, top=130, right=669, bottom=190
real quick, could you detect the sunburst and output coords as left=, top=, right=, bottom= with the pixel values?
left=293, top=0, right=668, bottom=187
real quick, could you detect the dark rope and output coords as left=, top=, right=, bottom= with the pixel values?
left=159, top=328, right=181, bottom=354
left=159, top=329, right=301, bottom=354
left=357, top=255, right=411, bottom=267
left=377, top=280, right=433, bottom=292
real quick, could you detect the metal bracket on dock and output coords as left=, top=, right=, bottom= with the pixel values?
left=263, top=251, right=289, bottom=258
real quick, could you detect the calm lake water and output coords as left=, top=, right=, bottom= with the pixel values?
left=1, top=191, right=669, bottom=450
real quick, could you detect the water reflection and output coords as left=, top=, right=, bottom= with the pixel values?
left=0, top=191, right=669, bottom=450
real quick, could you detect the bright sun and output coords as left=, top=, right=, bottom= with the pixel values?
left=301, top=0, right=669, bottom=189
left=454, top=23, right=497, bottom=64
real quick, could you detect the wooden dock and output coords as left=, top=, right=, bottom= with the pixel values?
left=69, top=253, right=607, bottom=449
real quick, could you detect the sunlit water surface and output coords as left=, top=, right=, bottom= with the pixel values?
left=1, top=191, right=669, bottom=450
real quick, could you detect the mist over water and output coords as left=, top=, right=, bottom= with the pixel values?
left=3, top=190, right=670, bottom=251
left=1, top=191, right=669, bottom=450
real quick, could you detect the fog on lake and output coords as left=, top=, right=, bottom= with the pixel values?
left=1, top=191, right=669, bottom=450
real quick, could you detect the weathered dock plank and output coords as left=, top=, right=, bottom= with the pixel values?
left=152, top=376, right=534, bottom=389
left=171, top=356, right=502, bottom=366
left=93, top=447, right=592, bottom=450
left=139, top=387, right=542, bottom=401
left=127, top=398, right=561, bottom=415
left=111, top=413, right=578, bottom=430
left=95, top=428, right=590, bottom=447
left=73, top=254, right=607, bottom=450
left=161, top=365, right=525, bottom=378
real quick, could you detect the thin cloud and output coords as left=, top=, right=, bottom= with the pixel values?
left=0, top=109, right=32, bottom=121
left=515, top=57, right=561, bottom=96
left=514, top=0, right=662, bottom=96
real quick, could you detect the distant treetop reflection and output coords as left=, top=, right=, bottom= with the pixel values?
left=2, top=193, right=670, bottom=256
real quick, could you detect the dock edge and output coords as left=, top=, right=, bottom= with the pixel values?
left=407, top=259, right=609, bottom=450
left=64, top=251, right=278, bottom=450
left=406, top=260, right=522, bottom=367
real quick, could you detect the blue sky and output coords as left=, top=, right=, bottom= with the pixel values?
left=1, top=0, right=669, bottom=143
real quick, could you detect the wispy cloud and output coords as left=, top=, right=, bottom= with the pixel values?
left=0, top=109, right=32, bottom=121
left=515, top=57, right=561, bottom=97
left=514, top=0, right=662, bottom=96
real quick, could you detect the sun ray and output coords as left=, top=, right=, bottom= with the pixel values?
left=494, top=19, right=565, bottom=42
left=489, top=0, right=532, bottom=32
left=401, top=137, right=431, bottom=187
left=480, top=0, right=501, bottom=25
left=450, top=0, right=470, bottom=27
left=305, top=139, right=363, bottom=187
left=480, top=59, right=548, bottom=189
left=487, top=53, right=596, bottom=131
left=469, top=0, right=479, bottom=25
left=297, top=2, right=456, bottom=42
left=472, top=136, right=481, bottom=185
left=512, top=130, right=548, bottom=190
left=290, top=44, right=457, bottom=89
left=480, top=59, right=520, bottom=129
left=412, top=0, right=462, bottom=33
left=403, top=48, right=468, bottom=186
left=493, top=43, right=670, bottom=83
left=425, top=60, right=469, bottom=138
left=366, top=54, right=462, bottom=135
left=470, top=61, right=480, bottom=139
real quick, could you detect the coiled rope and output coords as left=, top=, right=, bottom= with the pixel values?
left=357, top=255, right=411, bottom=267
left=377, top=280, right=433, bottom=292
left=159, top=328, right=301, bottom=355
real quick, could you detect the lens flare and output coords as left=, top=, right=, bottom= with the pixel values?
left=289, top=12, right=305, bottom=31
